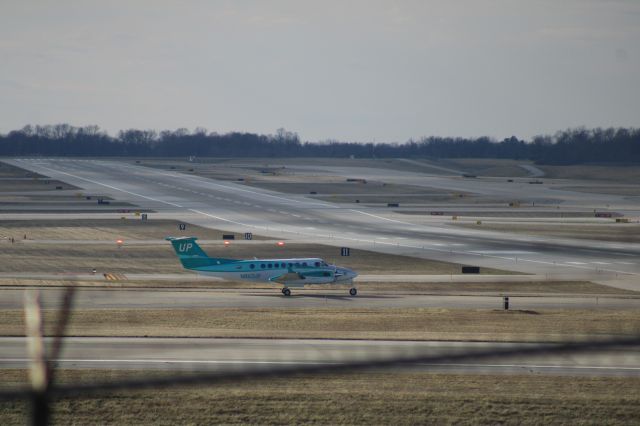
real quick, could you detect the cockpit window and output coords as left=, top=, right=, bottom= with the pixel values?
left=314, top=262, right=320, bottom=267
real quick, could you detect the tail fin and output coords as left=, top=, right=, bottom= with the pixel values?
left=166, top=237, right=236, bottom=270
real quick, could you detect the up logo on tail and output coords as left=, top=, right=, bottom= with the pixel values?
left=178, top=243, right=193, bottom=253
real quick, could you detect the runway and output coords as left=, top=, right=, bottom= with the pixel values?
left=1, top=337, right=638, bottom=377
left=1, top=287, right=638, bottom=310
left=5, top=159, right=640, bottom=289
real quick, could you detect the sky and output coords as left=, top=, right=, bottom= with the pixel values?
left=1, top=0, right=639, bottom=142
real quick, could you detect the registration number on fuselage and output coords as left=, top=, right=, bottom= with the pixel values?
left=240, top=273, right=261, bottom=279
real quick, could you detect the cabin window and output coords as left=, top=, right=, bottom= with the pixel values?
left=302, top=262, right=308, bottom=267
left=268, top=263, right=273, bottom=268
left=250, top=264, right=255, bottom=269
left=295, top=262, right=300, bottom=267
left=288, top=263, right=293, bottom=268
left=314, top=262, right=320, bottom=267
left=260, top=264, right=265, bottom=269
left=281, top=263, right=286, bottom=268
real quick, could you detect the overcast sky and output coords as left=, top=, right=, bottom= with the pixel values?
left=1, top=1, right=638, bottom=142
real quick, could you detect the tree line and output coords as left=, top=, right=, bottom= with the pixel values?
left=0, top=124, right=638, bottom=164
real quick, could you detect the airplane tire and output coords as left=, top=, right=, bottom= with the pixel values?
left=283, top=288, right=291, bottom=297
left=349, top=288, right=357, bottom=296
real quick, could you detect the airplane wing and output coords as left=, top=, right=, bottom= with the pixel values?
left=270, top=271, right=305, bottom=284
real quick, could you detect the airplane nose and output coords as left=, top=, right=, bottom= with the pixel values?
left=336, top=267, right=357, bottom=281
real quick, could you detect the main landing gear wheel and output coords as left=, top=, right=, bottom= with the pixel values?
left=349, top=288, right=358, bottom=296
left=282, top=288, right=291, bottom=297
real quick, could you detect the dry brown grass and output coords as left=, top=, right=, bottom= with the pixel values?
left=1, top=307, right=638, bottom=341
left=0, top=161, right=46, bottom=178
left=0, top=179, right=78, bottom=192
left=556, top=185, right=640, bottom=196
left=454, top=222, right=640, bottom=243
left=0, top=219, right=268, bottom=241
left=357, top=280, right=635, bottom=295
left=1, top=369, right=639, bottom=425
left=2, top=279, right=627, bottom=297
left=440, top=158, right=533, bottom=177
left=0, top=243, right=187, bottom=274
left=540, top=164, right=640, bottom=182
left=0, top=238, right=511, bottom=275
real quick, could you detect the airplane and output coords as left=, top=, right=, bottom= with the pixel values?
left=166, top=236, right=359, bottom=296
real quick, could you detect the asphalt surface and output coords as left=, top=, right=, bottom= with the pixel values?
left=0, top=287, right=637, bottom=310
left=0, top=271, right=603, bottom=283
left=4, top=159, right=639, bottom=291
left=1, top=337, right=638, bottom=377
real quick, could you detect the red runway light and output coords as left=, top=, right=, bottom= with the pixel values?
left=277, top=241, right=285, bottom=247
left=116, top=239, right=123, bottom=244
left=224, top=240, right=230, bottom=246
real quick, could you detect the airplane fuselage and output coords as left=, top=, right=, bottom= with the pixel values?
left=166, top=236, right=358, bottom=295
left=193, top=257, right=356, bottom=287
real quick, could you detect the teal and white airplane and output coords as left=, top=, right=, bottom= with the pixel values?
left=166, top=236, right=358, bottom=296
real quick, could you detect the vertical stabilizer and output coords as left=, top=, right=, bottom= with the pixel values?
left=165, top=236, right=236, bottom=269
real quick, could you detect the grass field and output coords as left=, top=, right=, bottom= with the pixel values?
left=453, top=222, right=640, bottom=243
left=1, top=369, right=639, bottom=425
left=0, top=239, right=511, bottom=275
left=0, top=219, right=268, bottom=241
left=556, top=184, right=640, bottom=196
left=0, top=161, right=46, bottom=178
left=540, top=164, right=640, bottom=182
left=1, top=279, right=626, bottom=296
left=1, top=307, right=637, bottom=341
left=438, top=158, right=534, bottom=177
